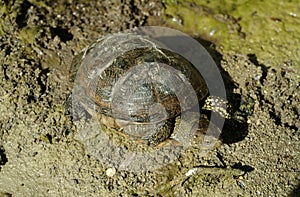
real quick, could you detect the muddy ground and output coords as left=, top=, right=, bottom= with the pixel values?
left=0, top=0, right=299, bottom=196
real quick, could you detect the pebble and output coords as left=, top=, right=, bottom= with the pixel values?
left=106, top=167, right=116, bottom=177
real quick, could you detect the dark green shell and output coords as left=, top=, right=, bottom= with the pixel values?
left=69, top=35, right=210, bottom=146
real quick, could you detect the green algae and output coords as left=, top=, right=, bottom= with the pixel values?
left=163, top=0, right=300, bottom=68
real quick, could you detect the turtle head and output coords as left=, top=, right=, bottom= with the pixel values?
left=202, top=96, right=232, bottom=119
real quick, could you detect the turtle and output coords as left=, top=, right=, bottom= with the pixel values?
left=67, top=33, right=231, bottom=147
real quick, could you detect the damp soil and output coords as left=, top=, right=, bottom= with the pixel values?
left=0, top=0, right=299, bottom=196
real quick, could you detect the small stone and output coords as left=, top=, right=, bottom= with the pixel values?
left=106, top=167, right=116, bottom=177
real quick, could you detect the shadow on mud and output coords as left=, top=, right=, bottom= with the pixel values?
left=195, top=36, right=252, bottom=145
left=0, top=146, right=8, bottom=169
left=289, top=182, right=300, bottom=197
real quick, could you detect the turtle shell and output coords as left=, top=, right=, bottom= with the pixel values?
left=70, top=33, right=208, bottom=146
